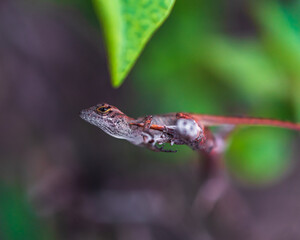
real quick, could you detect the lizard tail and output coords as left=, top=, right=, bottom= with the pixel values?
left=189, top=114, right=300, bottom=131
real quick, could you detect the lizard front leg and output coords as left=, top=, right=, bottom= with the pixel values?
left=130, top=117, right=177, bottom=152
left=141, top=116, right=177, bottom=152
left=143, top=142, right=177, bottom=153
left=130, top=118, right=165, bottom=131
left=130, top=115, right=155, bottom=143
left=140, top=115, right=154, bottom=143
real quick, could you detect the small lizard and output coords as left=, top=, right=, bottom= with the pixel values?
left=80, top=103, right=300, bottom=153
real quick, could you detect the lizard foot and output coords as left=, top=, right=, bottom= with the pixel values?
left=155, top=143, right=177, bottom=153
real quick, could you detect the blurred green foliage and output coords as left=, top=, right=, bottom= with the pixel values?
left=0, top=185, right=54, bottom=240
left=93, top=0, right=175, bottom=87
left=226, top=128, right=293, bottom=185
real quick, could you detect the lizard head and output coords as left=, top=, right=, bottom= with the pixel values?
left=80, top=103, right=132, bottom=139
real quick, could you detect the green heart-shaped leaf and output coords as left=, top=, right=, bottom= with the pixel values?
left=93, top=0, right=175, bottom=87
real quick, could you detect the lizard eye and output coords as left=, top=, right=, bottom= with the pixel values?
left=96, top=106, right=111, bottom=114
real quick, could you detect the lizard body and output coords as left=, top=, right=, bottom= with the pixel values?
left=80, top=103, right=300, bottom=153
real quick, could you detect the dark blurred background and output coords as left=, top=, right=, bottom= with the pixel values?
left=1, top=0, right=300, bottom=239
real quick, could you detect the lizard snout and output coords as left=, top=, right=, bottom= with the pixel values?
left=79, top=109, right=92, bottom=120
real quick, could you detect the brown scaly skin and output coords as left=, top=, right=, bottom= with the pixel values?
left=80, top=103, right=300, bottom=153
left=80, top=103, right=179, bottom=152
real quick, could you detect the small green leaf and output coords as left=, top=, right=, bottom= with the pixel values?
left=93, top=0, right=175, bottom=87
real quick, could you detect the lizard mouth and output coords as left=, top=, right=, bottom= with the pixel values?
left=80, top=108, right=105, bottom=128
left=79, top=109, right=88, bottom=120
left=79, top=109, right=94, bottom=122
